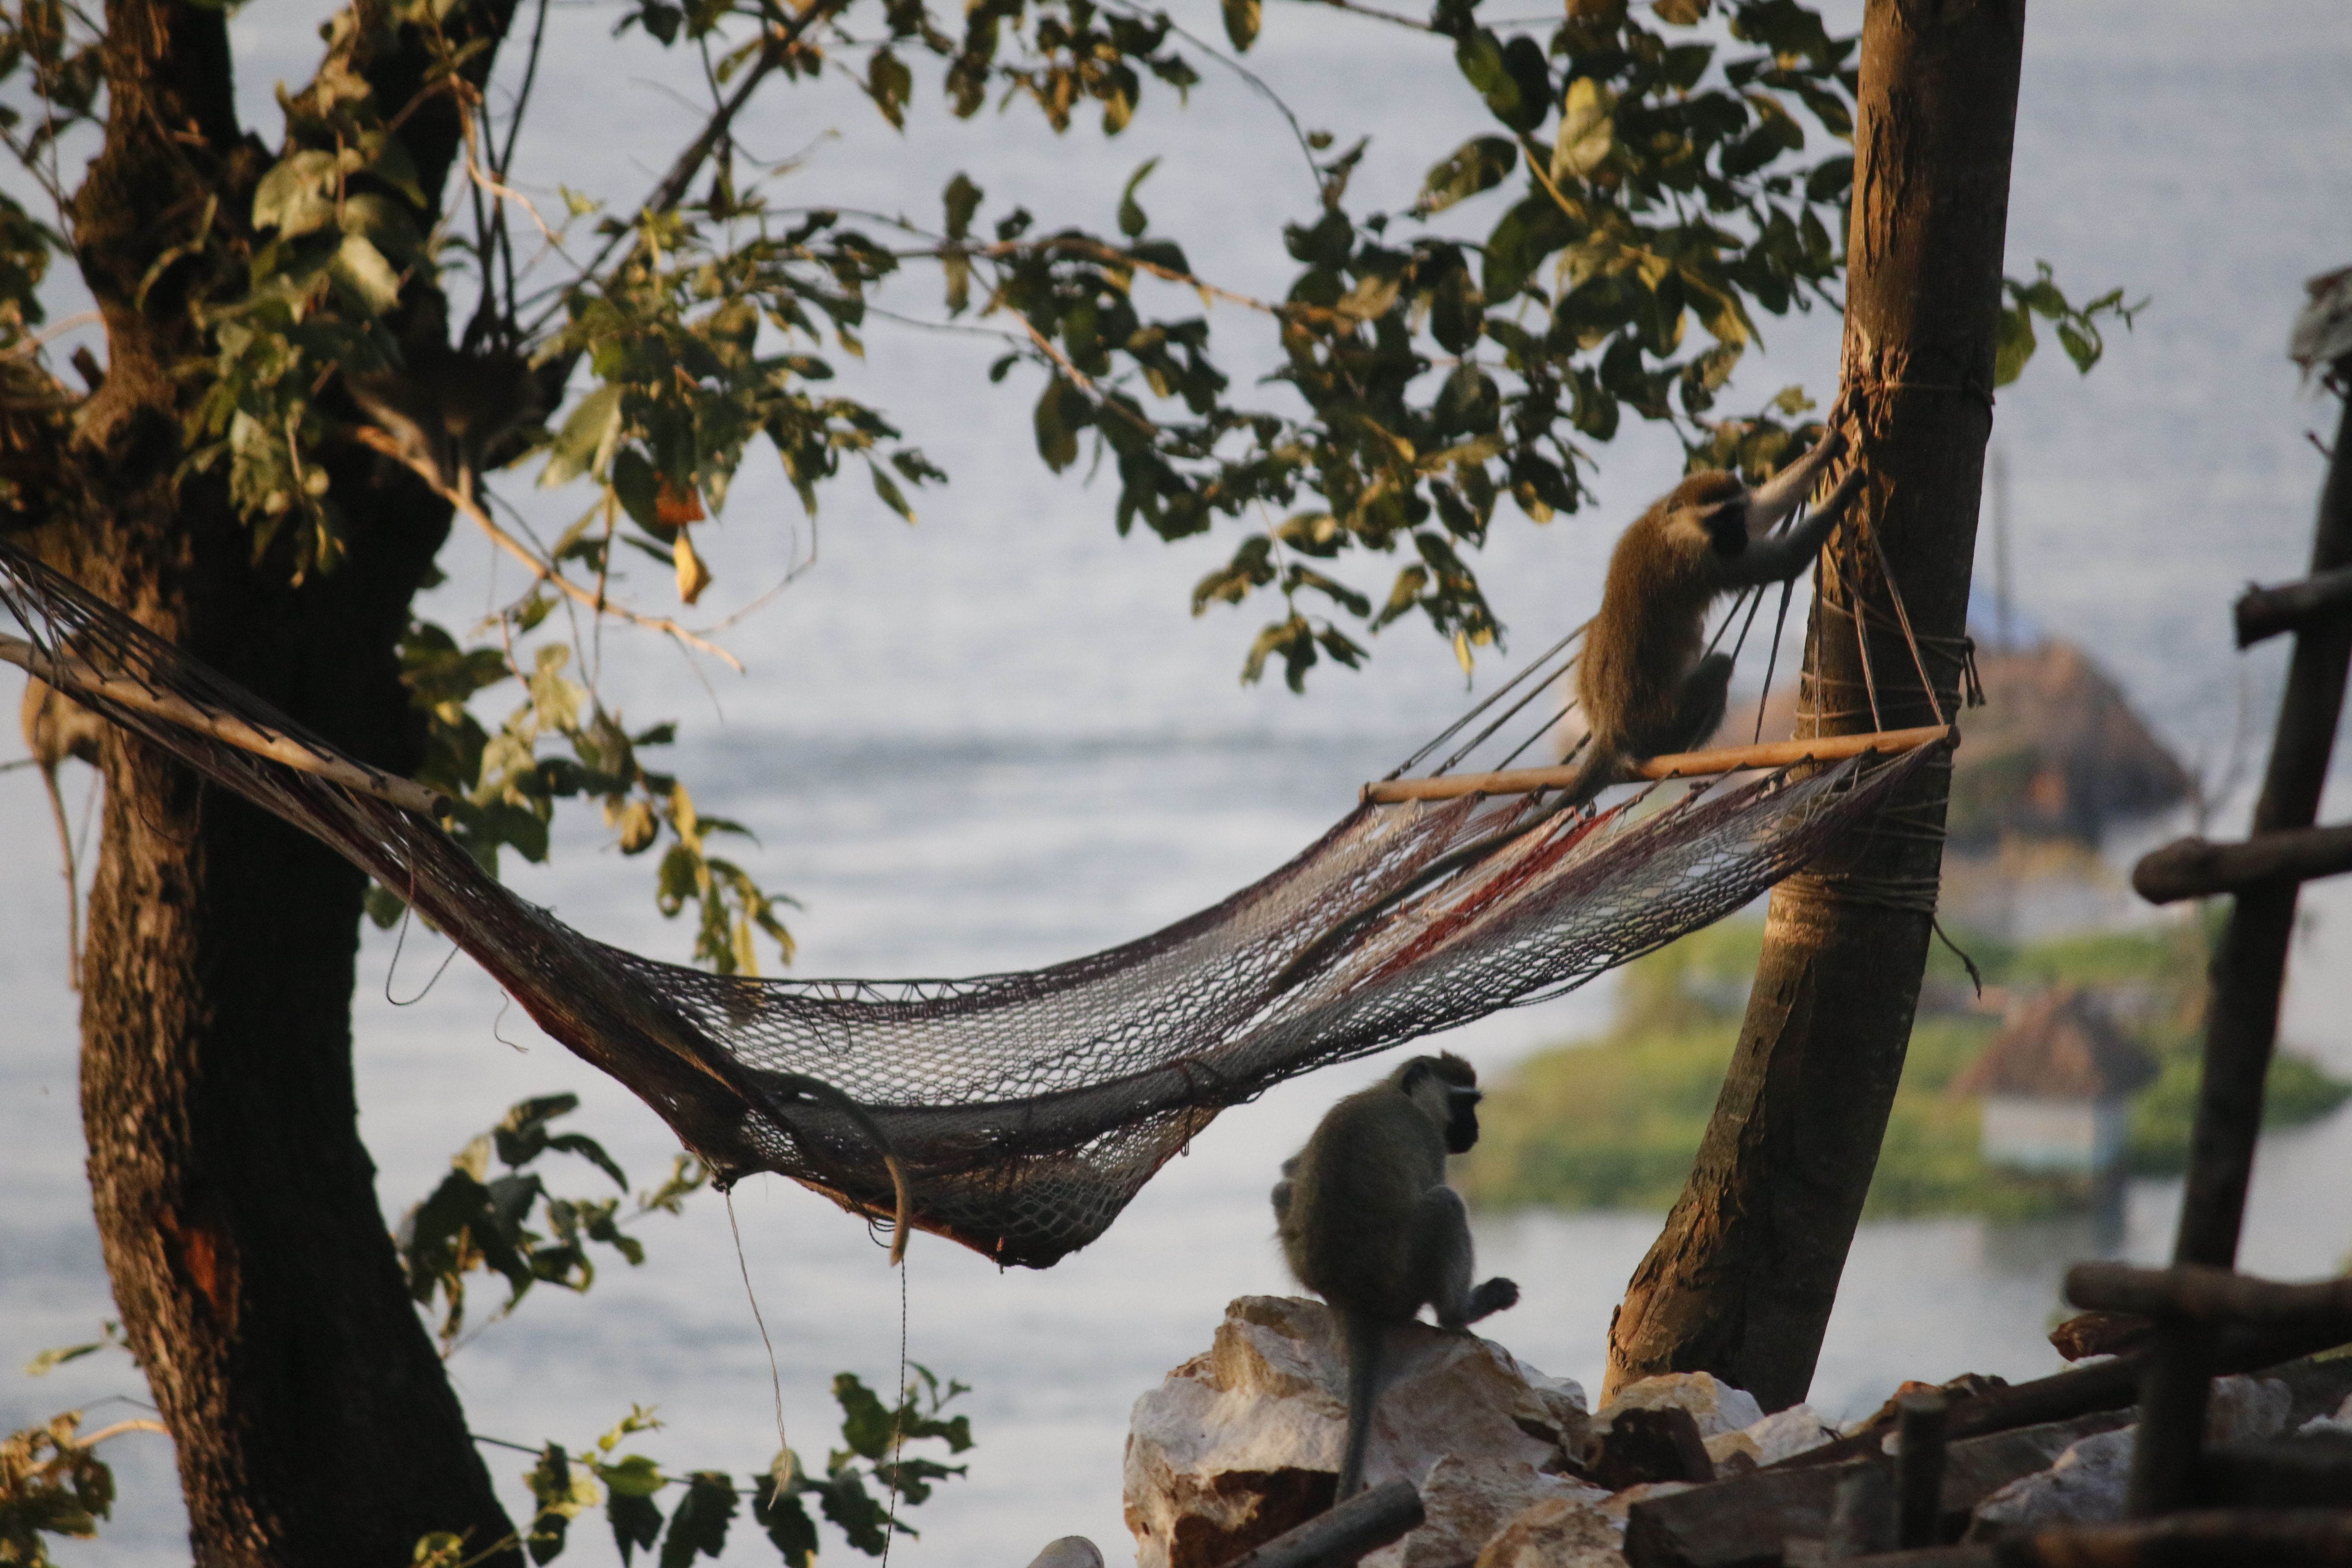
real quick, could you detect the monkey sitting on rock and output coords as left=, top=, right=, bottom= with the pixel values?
left=1558, top=424, right=1865, bottom=808
left=1271, top=1052, right=1518, bottom=1502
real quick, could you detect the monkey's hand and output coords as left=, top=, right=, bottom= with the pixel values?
left=1465, top=1277, right=1519, bottom=1323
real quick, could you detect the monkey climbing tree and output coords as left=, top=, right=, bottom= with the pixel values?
left=0, top=534, right=1949, bottom=1268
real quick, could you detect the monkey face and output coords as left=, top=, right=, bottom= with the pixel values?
left=1700, top=500, right=1749, bottom=557
left=1444, top=1086, right=1482, bottom=1154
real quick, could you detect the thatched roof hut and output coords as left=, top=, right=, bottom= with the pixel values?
left=1730, top=638, right=2189, bottom=850
left=1952, top=988, right=2159, bottom=1103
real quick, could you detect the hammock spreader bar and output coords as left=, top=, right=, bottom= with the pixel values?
left=1364, top=724, right=1957, bottom=802
left=0, top=540, right=1947, bottom=1267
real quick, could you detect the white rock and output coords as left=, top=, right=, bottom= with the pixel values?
left=1025, top=1539, right=1103, bottom=1568
left=1967, top=1375, right=2294, bottom=1536
left=2208, top=1373, right=2292, bottom=1443
left=1123, top=1296, right=1593, bottom=1568
left=2297, top=1391, right=2352, bottom=1437
left=1968, top=1425, right=2137, bottom=1534
left=1594, top=1372, right=1764, bottom=1441
left=1703, top=1404, right=1839, bottom=1470
left=1400, top=1456, right=1611, bottom=1568
left=1472, top=1495, right=1626, bottom=1568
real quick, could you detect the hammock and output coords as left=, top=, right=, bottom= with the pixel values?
left=0, top=540, right=1944, bottom=1267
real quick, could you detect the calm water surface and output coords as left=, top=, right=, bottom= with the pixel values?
left=6, top=3, right=2352, bottom=1562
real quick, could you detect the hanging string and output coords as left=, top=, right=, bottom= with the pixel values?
left=1387, top=624, right=1583, bottom=781
left=881, top=1247, right=909, bottom=1568
left=1864, top=527, right=1949, bottom=728
left=1840, top=530, right=1886, bottom=731
left=1433, top=648, right=1580, bottom=776
left=384, top=868, right=462, bottom=1006
left=1489, top=703, right=1569, bottom=772
left=726, top=1191, right=792, bottom=1481
left=1754, top=575, right=1799, bottom=744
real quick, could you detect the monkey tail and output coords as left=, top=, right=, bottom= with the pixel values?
left=1554, top=737, right=1621, bottom=812
left=1337, top=1311, right=1387, bottom=1504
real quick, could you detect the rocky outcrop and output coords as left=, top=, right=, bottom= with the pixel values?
left=1123, top=1296, right=1593, bottom=1568
left=1966, top=1375, right=2293, bottom=1537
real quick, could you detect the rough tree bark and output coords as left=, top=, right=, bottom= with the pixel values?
left=1605, top=0, right=2026, bottom=1410
left=24, top=0, right=526, bottom=1558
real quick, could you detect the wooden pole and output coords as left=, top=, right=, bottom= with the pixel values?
left=2132, top=822, right=2352, bottom=905
left=1895, top=1392, right=1948, bottom=1549
left=1213, top=1480, right=1423, bottom=1568
left=2235, top=562, right=2352, bottom=648
left=2070, top=1261, right=2352, bottom=1329
left=0, top=633, right=448, bottom=818
left=2128, top=383, right=2352, bottom=1515
left=1363, top=726, right=1953, bottom=803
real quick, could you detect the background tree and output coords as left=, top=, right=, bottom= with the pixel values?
left=0, top=0, right=2116, bottom=1553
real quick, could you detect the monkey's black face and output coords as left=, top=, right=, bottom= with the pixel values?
left=1701, top=502, right=1749, bottom=557
left=1445, top=1087, right=1482, bottom=1155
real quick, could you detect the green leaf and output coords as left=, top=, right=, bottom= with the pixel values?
left=542, top=385, right=625, bottom=489
left=1457, top=31, right=1550, bottom=133
left=942, top=173, right=982, bottom=242
left=1482, top=193, right=1576, bottom=303
left=833, top=1373, right=897, bottom=1462
left=612, top=447, right=662, bottom=531
left=752, top=1472, right=819, bottom=1568
left=658, top=1473, right=737, bottom=1567
left=866, top=48, right=913, bottom=129
left=608, top=1485, right=664, bottom=1566
left=327, top=233, right=401, bottom=317
left=1220, top=0, right=1259, bottom=50
left=251, top=149, right=339, bottom=237
left=870, top=462, right=917, bottom=524
left=1032, top=377, right=1089, bottom=472
left=1118, top=157, right=1159, bottom=240
left=545, top=1132, right=630, bottom=1190
left=1993, top=301, right=2034, bottom=388
left=1419, top=136, right=1516, bottom=216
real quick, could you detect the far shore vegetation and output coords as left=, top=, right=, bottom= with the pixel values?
left=1461, top=913, right=2351, bottom=1219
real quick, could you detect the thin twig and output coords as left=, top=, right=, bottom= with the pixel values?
left=351, top=427, right=745, bottom=672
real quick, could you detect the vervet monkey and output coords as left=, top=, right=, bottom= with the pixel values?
left=347, top=294, right=542, bottom=502
left=20, top=676, right=104, bottom=988
left=347, top=344, right=541, bottom=503
left=1558, top=428, right=1864, bottom=807
left=1271, top=1052, right=1519, bottom=1501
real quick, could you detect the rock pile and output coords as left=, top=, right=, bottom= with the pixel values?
left=1123, top=1300, right=2352, bottom=1568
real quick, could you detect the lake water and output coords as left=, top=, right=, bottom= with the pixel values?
left=6, top=2, right=2352, bottom=1563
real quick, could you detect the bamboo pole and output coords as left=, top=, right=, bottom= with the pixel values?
left=1362, top=725, right=1953, bottom=804
left=0, top=633, right=448, bottom=818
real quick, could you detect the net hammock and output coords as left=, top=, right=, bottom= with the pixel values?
left=0, top=538, right=1945, bottom=1268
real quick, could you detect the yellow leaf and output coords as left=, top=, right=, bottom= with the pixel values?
left=1553, top=79, right=1616, bottom=183
left=674, top=532, right=712, bottom=606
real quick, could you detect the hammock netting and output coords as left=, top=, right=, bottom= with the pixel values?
left=0, top=541, right=1938, bottom=1267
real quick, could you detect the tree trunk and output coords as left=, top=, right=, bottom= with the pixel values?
left=1605, top=0, right=2026, bottom=1410
left=48, top=0, right=524, bottom=1558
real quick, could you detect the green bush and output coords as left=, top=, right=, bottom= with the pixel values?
left=1462, top=915, right=2349, bottom=1217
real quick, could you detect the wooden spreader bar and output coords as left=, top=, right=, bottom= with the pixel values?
left=1363, top=723, right=1954, bottom=804
left=0, top=633, right=449, bottom=818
